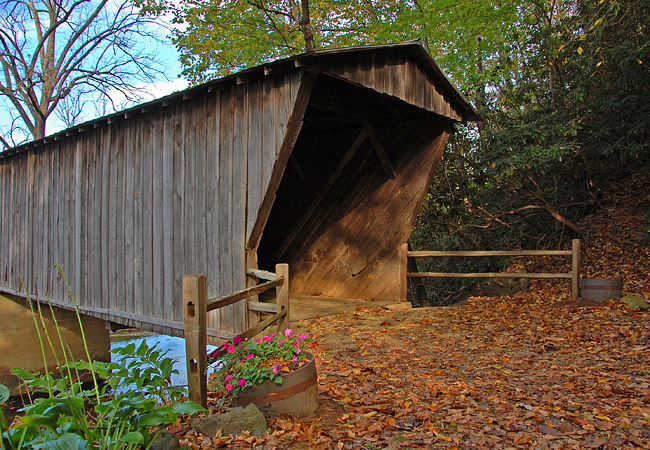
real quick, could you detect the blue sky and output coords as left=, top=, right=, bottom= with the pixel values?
left=0, top=6, right=189, bottom=147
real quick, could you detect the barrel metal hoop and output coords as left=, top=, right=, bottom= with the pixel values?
left=236, top=371, right=317, bottom=404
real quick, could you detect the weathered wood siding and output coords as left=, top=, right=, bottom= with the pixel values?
left=0, top=70, right=302, bottom=338
left=324, top=50, right=464, bottom=121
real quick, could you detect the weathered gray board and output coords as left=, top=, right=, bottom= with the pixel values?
left=0, top=42, right=478, bottom=340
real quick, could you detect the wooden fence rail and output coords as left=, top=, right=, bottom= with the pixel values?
left=183, top=263, right=290, bottom=407
left=400, top=239, right=581, bottom=301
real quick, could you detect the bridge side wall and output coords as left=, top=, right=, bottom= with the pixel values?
left=0, top=70, right=302, bottom=338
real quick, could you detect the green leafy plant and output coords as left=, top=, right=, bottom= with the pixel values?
left=110, top=341, right=188, bottom=405
left=2, top=270, right=205, bottom=449
left=4, top=341, right=205, bottom=450
left=209, top=328, right=311, bottom=396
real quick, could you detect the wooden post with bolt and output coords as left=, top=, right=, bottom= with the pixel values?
left=183, top=274, right=208, bottom=408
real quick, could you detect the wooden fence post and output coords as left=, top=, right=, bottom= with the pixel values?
left=571, top=239, right=581, bottom=298
left=400, top=243, right=408, bottom=301
left=276, top=263, right=290, bottom=331
left=183, top=274, right=207, bottom=408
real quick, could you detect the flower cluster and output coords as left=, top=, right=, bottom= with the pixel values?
left=209, top=328, right=311, bottom=396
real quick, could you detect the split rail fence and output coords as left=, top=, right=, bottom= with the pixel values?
left=183, top=263, right=290, bottom=407
left=400, top=239, right=581, bottom=301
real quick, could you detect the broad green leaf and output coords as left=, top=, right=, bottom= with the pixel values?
left=119, top=431, right=145, bottom=445
left=172, top=400, right=206, bottom=415
left=0, top=384, right=9, bottom=403
left=31, top=433, right=88, bottom=450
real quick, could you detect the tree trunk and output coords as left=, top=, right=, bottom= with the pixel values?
left=300, top=0, right=315, bottom=51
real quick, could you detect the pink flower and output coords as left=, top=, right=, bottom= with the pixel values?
left=297, top=348, right=302, bottom=355
left=225, top=383, right=233, bottom=391
left=293, top=355, right=299, bottom=362
left=272, top=365, right=279, bottom=375
left=223, top=341, right=228, bottom=349
left=238, top=378, right=246, bottom=386
left=263, top=335, right=271, bottom=342
left=227, top=344, right=235, bottom=353
left=246, top=354, right=254, bottom=360
left=225, top=375, right=233, bottom=382
left=284, top=328, right=293, bottom=337
left=299, top=333, right=307, bottom=339
left=292, top=341, right=300, bottom=348
left=233, top=335, right=242, bottom=345
left=279, top=340, right=284, bottom=345
left=255, top=338, right=261, bottom=343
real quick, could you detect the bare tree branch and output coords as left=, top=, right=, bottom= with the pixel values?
left=0, top=0, right=168, bottom=149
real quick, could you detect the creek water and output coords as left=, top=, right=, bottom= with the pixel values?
left=110, top=332, right=218, bottom=387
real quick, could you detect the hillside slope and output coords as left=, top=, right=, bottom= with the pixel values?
left=577, top=162, right=650, bottom=296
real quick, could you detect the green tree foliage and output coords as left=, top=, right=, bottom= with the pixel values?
left=137, top=0, right=386, bottom=82
left=412, top=0, right=650, bottom=304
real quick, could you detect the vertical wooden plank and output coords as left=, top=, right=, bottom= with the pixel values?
left=110, top=122, right=123, bottom=314
left=0, top=161, right=6, bottom=284
left=161, top=106, right=174, bottom=321
left=275, top=263, right=290, bottom=332
left=32, top=150, right=42, bottom=294
left=572, top=239, right=581, bottom=297
left=195, top=97, right=208, bottom=278
left=11, top=156, right=19, bottom=290
left=74, top=139, right=83, bottom=301
left=261, top=77, right=277, bottom=198
left=101, top=125, right=112, bottom=312
left=219, top=85, right=234, bottom=330
left=183, top=99, right=197, bottom=276
left=183, top=274, right=207, bottom=408
left=140, top=113, right=153, bottom=318
left=124, top=120, right=136, bottom=315
left=82, top=133, right=92, bottom=307
left=152, top=110, right=165, bottom=320
left=205, top=90, right=221, bottom=335
left=246, top=83, right=263, bottom=242
left=48, top=144, right=58, bottom=297
left=64, top=141, right=73, bottom=299
left=275, top=73, right=291, bottom=161
left=172, top=103, right=186, bottom=322
left=93, top=132, right=103, bottom=311
left=233, top=83, right=249, bottom=333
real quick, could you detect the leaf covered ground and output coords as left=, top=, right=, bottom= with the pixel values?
left=181, top=166, right=650, bottom=449
left=186, top=290, right=649, bottom=450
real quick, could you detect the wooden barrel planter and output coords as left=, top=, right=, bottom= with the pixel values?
left=233, top=351, right=318, bottom=418
left=580, top=278, right=622, bottom=302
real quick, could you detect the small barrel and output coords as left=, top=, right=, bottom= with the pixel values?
left=233, top=351, right=318, bottom=418
left=580, top=278, right=622, bottom=302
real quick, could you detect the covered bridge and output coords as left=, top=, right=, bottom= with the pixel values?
left=0, top=41, right=478, bottom=341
